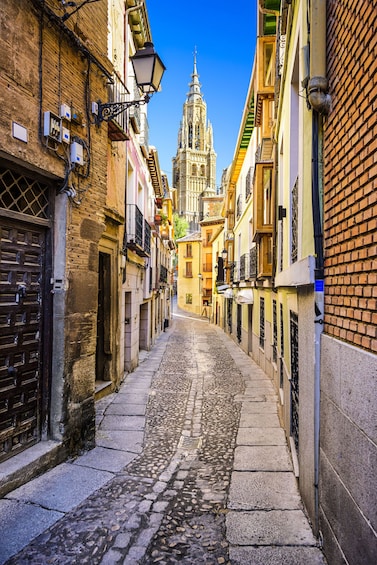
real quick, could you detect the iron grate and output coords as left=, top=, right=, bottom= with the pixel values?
left=0, top=167, right=50, bottom=219
left=178, top=436, right=202, bottom=450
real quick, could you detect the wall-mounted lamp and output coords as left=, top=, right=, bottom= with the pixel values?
left=95, top=42, right=166, bottom=124
left=221, top=248, right=228, bottom=261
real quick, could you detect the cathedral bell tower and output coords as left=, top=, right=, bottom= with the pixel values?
left=172, top=52, right=217, bottom=233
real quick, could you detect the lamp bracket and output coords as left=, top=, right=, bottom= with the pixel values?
left=96, top=94, right=151, bottom=124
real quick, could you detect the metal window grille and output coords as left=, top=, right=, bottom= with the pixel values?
left=237, top=304, right=242, bottom=343
left=259, top=297, right=265, bottom=349
left=144, top=220, right=151, bottom=255
left=280, top=303, right=284, bottom=389
left=250, top=246, right=257, bottom=279
left=0, top=167, right=50, bottom=219
left=240, top=254, right=247, bottom=280
left=291, top=177, right=298, bottom=263
left=227, top=298, right=233, bottom=334
left=290, top=310, right=299, bottom=453
left=236, top=194, right=242, bottom=219
left=159, top=265, right=168, bottom=283
left=245, top=166, right=253, bottom=200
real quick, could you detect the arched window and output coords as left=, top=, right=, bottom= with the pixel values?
left=195, top=125, right=201, bottom=149
left=188, top=124, right=193, bottom=148
left=192, top=164, right=197, bottom=176
left=200, top=165, right=205, bottom=176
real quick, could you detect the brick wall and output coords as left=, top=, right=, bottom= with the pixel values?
left=324, top=0, right=377, bottom=353
left=0, top=0, right=113, bottom=451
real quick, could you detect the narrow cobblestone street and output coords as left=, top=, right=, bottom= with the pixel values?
left=0, top=307, right=326, bottom=564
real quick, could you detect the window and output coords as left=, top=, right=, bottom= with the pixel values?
left=192, top=164, right=197, bottom=176
left=186, top=293, right=192, bottom=304
left=188, top=124, right=193, bottom=148
left=245, top=166, right=253, bottom=200
left=195, top=125, right=201, bottom=150
left=263, top=167, right=272, bottom=225
left=185, top=262, right=192, bottom=277
left=273, top=299, right=277, bottom=363
left=186, top=243, right=192, bottom=257
left=290, top=311, right=299, bottom=454
left=200, top=165, right=205, bottom=176
left=259, top=297, right=265, bottom=349
left=253, top=163, right=273, bottom=237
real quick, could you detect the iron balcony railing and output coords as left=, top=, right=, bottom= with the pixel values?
left=239, top=248, right=258, bottom=281
left=126, top=204, right=151, bottom=257
left=107, top=74, right=128, bottom=136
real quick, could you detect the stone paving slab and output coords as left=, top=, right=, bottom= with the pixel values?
left=240, top=401, right=278, bottom=414
left=236, top=393, right=278, bottom=402
left=226, top=509, right=317, bottom=546
left=228, top=471, right=302, bottom=510
left=234, top=445, right=293, bottom=471
left=110, top=393, right=149, bottom=405
left=229, top=546, right=327, bottom=564
left=5, top=462, right=113, bottom=512
left=106, top=402, right=146, bottom=415
left=72, top=446, right=137, bottom=472
left=99, top=415, right=145, bottom=431
left=245, top=381, right=275, bottom=389
left=0, top=499, right=64, bottom=564
left=239, top=413, right=281, bottom=428
left=236, top=427, right=286, bottom=446
left=96, top=429, right=144, bottom=453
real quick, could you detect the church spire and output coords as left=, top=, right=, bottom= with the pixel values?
left=187, top=47, right=202, bottom=102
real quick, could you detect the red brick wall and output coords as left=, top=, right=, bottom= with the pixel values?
left=324, top=0, right=377, bottom=353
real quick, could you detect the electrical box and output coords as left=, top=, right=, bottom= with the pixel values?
left=60, top=104, right=71, bottom=121
left=62, top=127, right=70, bottom=144
left=43, top=111, right=61, bottom=142
left=71, top=109, right=83, bottom=124
left=70, top=141, right=84, bottom=165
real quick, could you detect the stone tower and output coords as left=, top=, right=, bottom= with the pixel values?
left=172, top=52, right=217, bottom=232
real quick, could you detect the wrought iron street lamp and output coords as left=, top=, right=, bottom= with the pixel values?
left=96, top=42, right=166, bottom=123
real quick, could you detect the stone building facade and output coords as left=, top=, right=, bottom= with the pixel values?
left=0, top=0, right=111, bottom=465
left=0, top=0, right=173, bottom=493
left=320, top=1, right=377, bottom=563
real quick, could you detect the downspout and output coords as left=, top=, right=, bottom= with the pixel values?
left=309, top=0, right=330, bottom=538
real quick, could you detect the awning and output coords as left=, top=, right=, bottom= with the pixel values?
left=235, top=289, right=254, bottom=304
left=217, top=284, right=229, bottom=293
left=223, top=288, right=234, bottom=299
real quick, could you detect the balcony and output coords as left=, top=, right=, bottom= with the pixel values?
left=238, top=248, right=258, bottom=282
left=253, top=163, right=273, bottom=240
left=126, top=204, right=151, bottom=257
left=255, top=35, right=276, bottom=127
left=106, top=75, right=129, bottom=141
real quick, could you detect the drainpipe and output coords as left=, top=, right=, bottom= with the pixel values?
left=309, top=0, right=329, bottom=537
left=308, top=0, right=331, bottom=115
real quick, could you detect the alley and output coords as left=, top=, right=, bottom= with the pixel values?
left=0, top=309, right=326, bottom=565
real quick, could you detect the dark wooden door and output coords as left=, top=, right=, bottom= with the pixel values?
left=0, top=219, right=46, bottom=462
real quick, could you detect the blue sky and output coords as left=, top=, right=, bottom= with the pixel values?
left=146, top=1, right=257, bottom=188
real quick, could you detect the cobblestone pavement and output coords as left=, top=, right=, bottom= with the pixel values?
left=5, top=314, right=245, bottom=564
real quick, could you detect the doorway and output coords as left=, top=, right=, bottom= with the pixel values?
left=96, top=252, right=111, bottom=382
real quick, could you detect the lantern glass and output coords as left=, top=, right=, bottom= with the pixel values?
left=131, top=42, right=166, bottom=93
